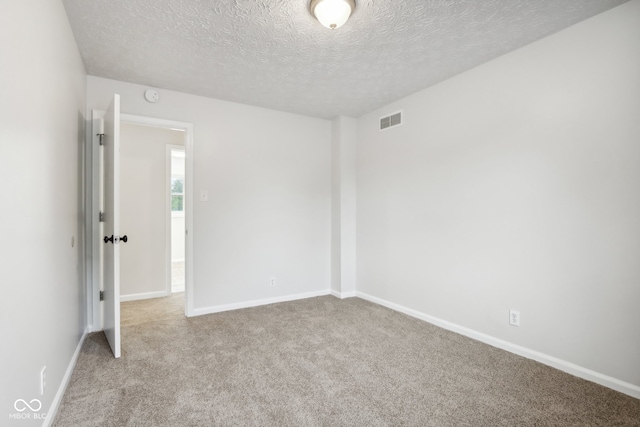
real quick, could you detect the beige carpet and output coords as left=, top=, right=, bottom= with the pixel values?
left=54, top=294, right=639, bottom=426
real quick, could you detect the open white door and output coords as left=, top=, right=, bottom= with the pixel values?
left=103, top=95, right=121, bottom=358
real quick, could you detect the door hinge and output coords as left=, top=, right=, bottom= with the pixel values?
left=97, top=133, right=104, bottom=146
left=99, top=211, right=104, bottom=222
left=99, top=291, right=104, bottom=301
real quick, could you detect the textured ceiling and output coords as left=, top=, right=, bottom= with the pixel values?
left=62, top=0, right=628, bottom=119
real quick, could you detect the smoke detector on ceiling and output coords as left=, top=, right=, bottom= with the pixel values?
left=144, top=89, right=160, bottom=103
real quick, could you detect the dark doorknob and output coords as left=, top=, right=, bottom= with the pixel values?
left=103, top=235, right=127, bottom=244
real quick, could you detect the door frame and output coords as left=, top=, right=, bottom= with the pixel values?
left=88, top=112, right=195, bottom=329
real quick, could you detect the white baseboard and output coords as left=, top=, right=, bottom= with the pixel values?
left=120, top=290, right=168, bottom=302
left=356, top=291, right=640, bottom=400
left=43, top=328, right=89, bottom=427
left=330, top=289, right=357, bottom=299
left=171, top=286, right=185, bottom=293
left=191, top=289, right=332, bottom=317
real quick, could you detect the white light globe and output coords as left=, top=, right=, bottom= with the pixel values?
left=312, top=0, right=354, bottom=29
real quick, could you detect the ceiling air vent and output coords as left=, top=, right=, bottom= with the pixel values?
left=380, top=111, right=402, bottom=131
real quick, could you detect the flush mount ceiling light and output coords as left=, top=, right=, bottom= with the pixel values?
left=310, top=0, right=356, bottom=30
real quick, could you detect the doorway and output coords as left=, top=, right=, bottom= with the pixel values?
left=89, top=111, right=194, bottom=340
left=169, top=146, right=186, bottom=294
left=118, top=123, right=185, bottom=303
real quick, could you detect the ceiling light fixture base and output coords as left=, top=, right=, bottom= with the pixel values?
left=310, top=0, right=356, bottom=30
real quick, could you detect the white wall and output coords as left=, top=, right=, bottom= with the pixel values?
left=87, top=77, right=332, bottom=312
left=171, top=215, right=186, bottom=262
left=0, top=0, right=87, bottom=424
left=120, top=123, right=184, bottom=298
left=331, top=117, right=357, bottom=297
left=356, top=0, right=640, bottom=392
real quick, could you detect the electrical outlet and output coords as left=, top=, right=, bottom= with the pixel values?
left=40, top=366, right=46, bottom=395
left=509, top=310, right=520, bottom=327
left=270, top=277, right=276, bottom=287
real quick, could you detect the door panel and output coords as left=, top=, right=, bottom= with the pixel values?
left=103, top=95, right=121, bottom=358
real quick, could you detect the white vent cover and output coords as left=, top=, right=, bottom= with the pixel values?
left=380, top=111, right=402, bottom=131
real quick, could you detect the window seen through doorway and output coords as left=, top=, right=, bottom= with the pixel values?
left=171, top=176, right=184, bottom=212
